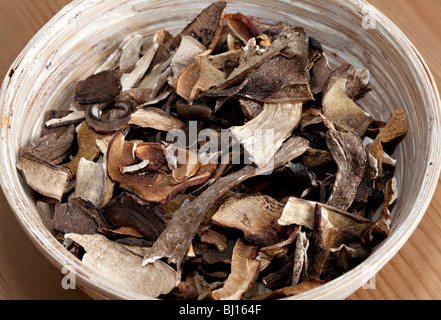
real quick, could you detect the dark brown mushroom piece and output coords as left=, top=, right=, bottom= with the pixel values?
left=322, top=64, right=372, bottom=136
left=16, top=154, right=70, bottom=202
left=84, top=99, right=136, bottom=135
left=52, top=197, right=108, bottom=235
left=211, top=238, right=260, bottom=300
left=101, top=192, right=166, bottom=245
left=75, top=70, right=122, bottom=105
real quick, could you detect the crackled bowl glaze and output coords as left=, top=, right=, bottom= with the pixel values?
left=0, top=0, right=440, bottom=300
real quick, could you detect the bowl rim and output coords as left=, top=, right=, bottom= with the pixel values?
left=1, top=0, right=440, bottom=300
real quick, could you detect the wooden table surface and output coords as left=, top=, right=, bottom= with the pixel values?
left=0, top=0, right=440, bottom=300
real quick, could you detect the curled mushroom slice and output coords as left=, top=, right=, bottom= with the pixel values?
left=211, top=238, right=260, bottom=300
left=322, top=64, right=372, bottom=136
left=278, top=197, right=372, bottom=239
left=224, top=12, right=264, bottom=44
left=107, top=132, right=216, bottom=204
left=325, top=128, right=367, bottom=211
left=211, top=195, right=287, bottom=247
left=134, top=142, right=167, bottom=170
left=85, top=99, right=136, bottom=134
left=129, top=107, right=184, bottom=131
left=75, top=70, right=122, bottom=105
left=16, top=154, right=70, bottom=202
left=168, top=35, right=207, bottom=89
left=230, top=103, right=303, bottom=169
left=101, top=192, right=166, bottom=243
left=292, top=231, right=309, bottom=285
left=65, top=233, right=180, bottom=298
left=176, top=55, right=226, bottom=102
left=171, top=148, right=201, bottom=184
left=309, top=204, right=337, bottom=278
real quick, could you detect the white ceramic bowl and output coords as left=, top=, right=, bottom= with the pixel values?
left=1, top=0, right=440, bottom=300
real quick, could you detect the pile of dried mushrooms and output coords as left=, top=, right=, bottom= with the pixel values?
left=17, top=1, right=408, bottom=300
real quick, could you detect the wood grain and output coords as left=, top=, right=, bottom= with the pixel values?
left=0, top=0, right=440, bottom=300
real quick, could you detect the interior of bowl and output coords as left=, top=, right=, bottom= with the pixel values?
left=1, top=0, right=440, bottom=300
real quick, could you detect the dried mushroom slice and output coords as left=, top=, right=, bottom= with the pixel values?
left=62, top=122, right=109, bottom=178
left=119, top=34, right=143, bottom=72
left=292, top=231, right=309, bottom=285
left=211, top=238, right=260, bottom=300
left=101, top=192, right=166, bottom=243
left=345, top=68, right=371, bottom=101
left=278, top=197, right=372, bottom=238
left=250, top=277, right=323, bottom=300
left=75, top=70, right=122, bottom=105
left=74, top=158, right=107, bottom=207
left=309, top=204, right=337, bottom=278
left=230, top=103, right=303, bottom=169
left=65, top=233, right=180, bottom=298
left=120, top=30, right=170, bottom=90
left=150, top=1, right=227, bottom=67
left=84, top=100, right=135, bottom=135
left=169, top=35, right=207, bottom=89
left=22, top=124, right=75, bottom=165
left=211, top=195, right=287, bottom=247
left=224, top=12, right=264, bottom=44
left=107, top=131, right=216, bottom=204
left=129, top=107, right=184, bottom=131
left=369, top=109, right=408, bottom=188
left=52, top=197, right=107, bottom=234
left=322, top=64, right=372, bottom=136
left=325, top=128, right=367, bottom=211
left=16, top=154, right=70, bottom=202
left=45, top=111, right=85, bottom=129
left=176, top=54, right=226, bottom=102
